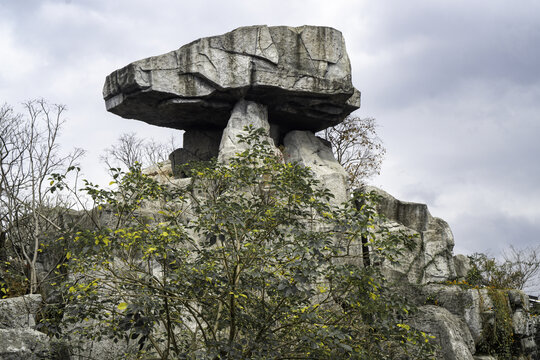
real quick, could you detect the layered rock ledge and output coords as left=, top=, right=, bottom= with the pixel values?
left=103, top=25, right=360, bottom=133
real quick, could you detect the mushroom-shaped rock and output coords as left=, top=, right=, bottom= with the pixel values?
left=103, top=25, right=360, bottom=132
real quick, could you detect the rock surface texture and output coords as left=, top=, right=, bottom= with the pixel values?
left=0, top=328, right=50, bottom=360
left=284, top=131, right=349, bottom=205
left=0, top=294, right=42, bottom=329
left=103, top=25, right=360, bottom=133
left=217, top=99, right=277, bottom=163
left=412, top=305, right=476, bottom=360
left=0, top=295, right=57, bottom=359
left=364, top=186, right=457, bottom=284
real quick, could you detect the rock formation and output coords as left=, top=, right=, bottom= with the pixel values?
left=0, top=295, right=54, bottom=359
left=364, top=186, right=457, bottom=284
left=2, top=25, right=538, bottom=360
left=103, top=25, right=360, bottom=184
left=100, top=25, right=539, bottom=359
left=103, top=25, right=360, bottom=132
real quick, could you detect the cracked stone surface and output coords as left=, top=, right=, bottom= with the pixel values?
left=283, top=130, right=349, bottom=206
left=217, top=99, right=278, bottom=164
left=103, top=25, right=360, bottom=132
left=412, top=305, right=475, bottom=360
left=362, top=186, right=457, bottom=284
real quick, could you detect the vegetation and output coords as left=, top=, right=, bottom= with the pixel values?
left=466, top=246, right=540, bottom=292
left=102, top=132, right=178, bottom=170
left=0, top=100, right=434, bottom=358
left=477, top=289, right=515, bottom=359
left=319, top=116, right=385, bottom=188
left=0, top=100, right=83, bottom=295
left=40, top=126, right=434, bottom=359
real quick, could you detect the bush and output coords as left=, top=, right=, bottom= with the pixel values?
left=48, top=127, right=434, bottom=359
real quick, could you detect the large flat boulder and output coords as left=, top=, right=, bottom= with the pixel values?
left=103, top=25, right=360, bottom=132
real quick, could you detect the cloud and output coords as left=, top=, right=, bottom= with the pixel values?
left=349, top=1, right=540, bottom=112
left=2, top=0, right=539, bottom=259
left=0, top=22, right=45, bottom=84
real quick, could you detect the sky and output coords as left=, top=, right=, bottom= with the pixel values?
left=1, top=0, right=539, bottom=281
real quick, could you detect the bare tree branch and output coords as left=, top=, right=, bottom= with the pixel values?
left=0, top=99, right=84, bottom=294
left=102, top=132, right=179, bottom=170
left=319, top=116, right=386, bottom=188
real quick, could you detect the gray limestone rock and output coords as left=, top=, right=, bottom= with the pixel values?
left=423, top=217, right=456, bottom=283
left=507, top=289, right=530, bottom=311
left=421, top=285, right=493, bottom=344
left=283, top=130, right=349, bottom=205
left=0, top=328, right=51, bottom=359
left=412, top=305, right=476, bottom=360
left=217, top=100, right=278, bottom=164
left=0, top=294, right=42, bottom=329
left=363, top=186, right=457, bottom=284
left=103, top=25, right=360, bottom=132
left=520, top=336, right=537, bottom=355
left=169, top=129, right=222, bottom=176
left=454, top=254, right=472, bottom=281
left=513, top=309, right=531, bottom=337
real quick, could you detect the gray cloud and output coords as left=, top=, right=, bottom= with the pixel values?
left=2, top=0, right=539, bottom=261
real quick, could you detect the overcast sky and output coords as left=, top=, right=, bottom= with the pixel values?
left=1, top=0, right=539, bottom=271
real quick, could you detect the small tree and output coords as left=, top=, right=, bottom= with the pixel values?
left=101, top=132, right=178, bottom=170
left=320, top=116, right=385, bottom=188
left=52, top=127, right=433, bottom=359
left=467, top=246, right=540, bottom=292
left=0, top=100, right=84, bottom=295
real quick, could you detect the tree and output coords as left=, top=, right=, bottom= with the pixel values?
left=466, top=245, right=540, bottom=292
left=51, top=127, right=434, bottom=359
left=320, top=116, right=385, bottom=188
left=0, top=99, right=84, bottom=295
left=101, top=132, right=178, bottom=170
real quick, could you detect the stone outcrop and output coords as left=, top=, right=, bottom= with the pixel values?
left=283, top=131, right=349, bottom=205
left=217, top=99, right=277, bottom=164
left=412, top=305, right=476, bottom=360
left=0, top=328, right=51, bottom=359
left=360, top=189, right=539, bottom=358
left=413, top=283, right=539, bottom=358
left=0, top=295, right=60, bottom=359
left=97, top=24, right=540, bottom=360
left=169, top=129, right=222, bottom=176
left=0, top=294, right=42, bottom=329
left=103, top=25, right=360, bottom=133
left=454, top=254, right=472, bottom=281
left=364, top=186, right=457, bottom=284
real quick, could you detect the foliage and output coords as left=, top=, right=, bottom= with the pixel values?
left=476, top=289, right=515, bottom=359
left=46, top=127, right=434, bottom=359
left=320, top=116, right=386, bottom=188
left=466, top=247, right=540, bottom=291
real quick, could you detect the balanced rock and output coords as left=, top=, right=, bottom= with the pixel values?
left=103, top=25, right=360, bottom=133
